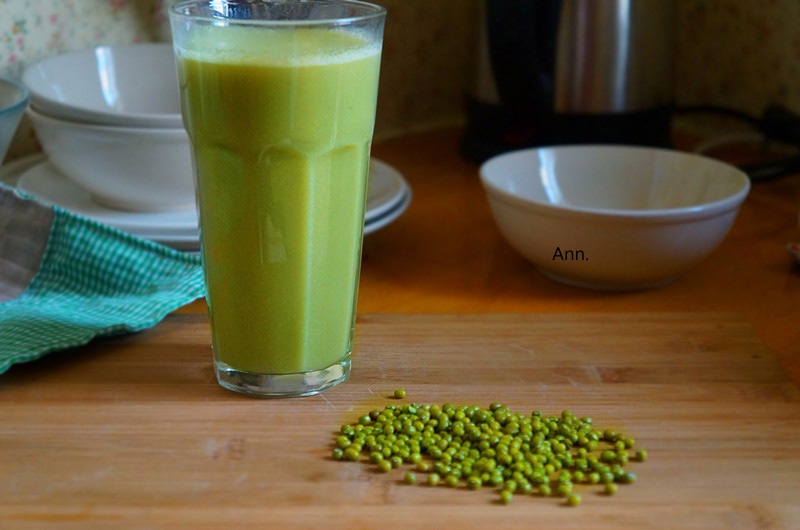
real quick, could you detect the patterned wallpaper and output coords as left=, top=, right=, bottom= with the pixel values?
left=2, top=0, right=800, bottom=160
left=676, top=0, right=800, bottom=115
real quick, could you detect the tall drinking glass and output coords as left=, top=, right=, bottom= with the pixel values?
left=169, top=1, right=385, bottom=397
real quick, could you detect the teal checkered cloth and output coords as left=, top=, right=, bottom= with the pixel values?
left=0, top=185, right=205, bottom=374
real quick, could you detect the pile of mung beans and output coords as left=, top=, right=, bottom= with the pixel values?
left=332, top=392, right=646, bottom=506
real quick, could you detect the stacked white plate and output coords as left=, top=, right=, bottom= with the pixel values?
left=1, top=155, right=411, bottom=252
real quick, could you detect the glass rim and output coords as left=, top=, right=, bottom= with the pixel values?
left=169, top=0, right=386, bottom=27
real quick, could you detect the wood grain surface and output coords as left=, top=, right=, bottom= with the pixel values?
left=2, top=313, right=799, bottom=529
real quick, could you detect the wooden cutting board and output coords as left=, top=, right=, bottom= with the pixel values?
left=2, top=313, right=799, bottom=529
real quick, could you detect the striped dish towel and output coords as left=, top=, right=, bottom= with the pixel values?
left=0, top=184, right=205, bottom=374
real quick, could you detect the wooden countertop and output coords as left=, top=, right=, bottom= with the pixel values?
left=4, top=127, right=800, bottom=529
left=367, top=128, right=800, bottom=381
left=4, top=313, right=800, bottom=529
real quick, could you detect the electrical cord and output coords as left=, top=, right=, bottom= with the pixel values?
left=675, top=104, right=763, bottom=129
left=674, top=104, right=800, bottom=181
left=678, top=105, right=800, bottom=263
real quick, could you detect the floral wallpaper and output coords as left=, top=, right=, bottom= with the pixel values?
left=2, top=0, right=800, bottom=160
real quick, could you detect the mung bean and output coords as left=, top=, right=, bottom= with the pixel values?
left=333, top=401, right=645, bottom=506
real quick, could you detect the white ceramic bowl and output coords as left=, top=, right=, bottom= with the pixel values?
left=23, top=43, right=182, bottom=128
left=0, top=77, right=29, bottom=164
left=28, top=107, right=194, bottom=212
left=480, top=145, right=750, bottom=290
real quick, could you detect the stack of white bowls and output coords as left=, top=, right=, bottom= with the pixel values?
left=22, top=43, right=195, bottom=212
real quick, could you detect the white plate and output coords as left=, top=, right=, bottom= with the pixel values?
left=131, top=193, right=411, bottom=247
left=2, top=154, right=410, bottom=248
left=366, top=158, right=407, bottom=222
left=364, top=187, right=412, bottom=235
left=17, top=159, right=199, bottom=236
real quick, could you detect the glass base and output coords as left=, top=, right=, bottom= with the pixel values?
left=214, top=355, right=351, bottom=398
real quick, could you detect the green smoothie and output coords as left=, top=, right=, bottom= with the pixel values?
left=177, top=26, right=381, bottom=375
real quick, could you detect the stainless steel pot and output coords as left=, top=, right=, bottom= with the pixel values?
left=463, top=0, right=675, bottom=162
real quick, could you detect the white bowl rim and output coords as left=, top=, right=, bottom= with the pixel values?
left=0, top=76, right=30, bottom=115
left=27, top=106, right=187, bottom=136
left=480, top=144, right=751, bottom=222
left=22, top=43, right=182, bottom=127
